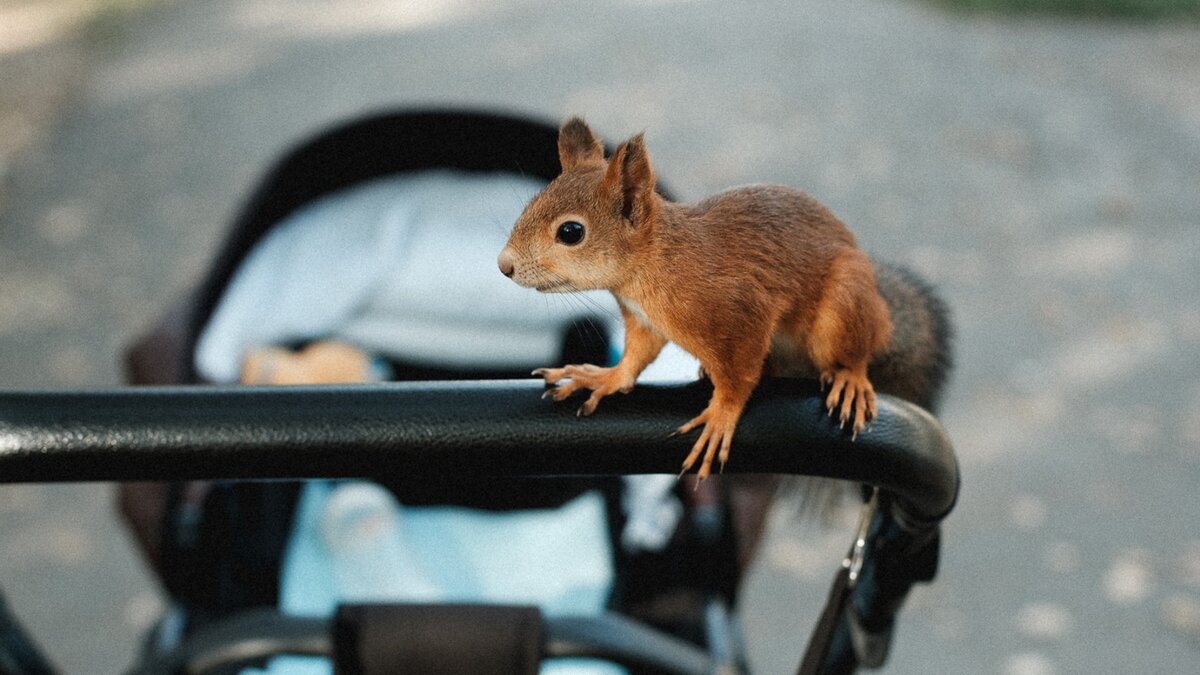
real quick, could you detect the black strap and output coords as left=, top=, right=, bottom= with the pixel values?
left=797, top=563, right=854, bottom=675
left=798, top=490, right=879, bottom=675
left=797, top=491, right=944, bottom=675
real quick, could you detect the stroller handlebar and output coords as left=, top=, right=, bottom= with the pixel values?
left=0, top=378, right=956, bottom=523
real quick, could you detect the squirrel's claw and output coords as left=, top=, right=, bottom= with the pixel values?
left=576, top=392, right=604, bottom=417
left=533, top=366, right=570, bottom=385
left=819, top=371, right=834, bottom=392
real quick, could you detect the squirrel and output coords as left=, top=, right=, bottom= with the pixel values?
left=498, top=118, right=947, bottom=479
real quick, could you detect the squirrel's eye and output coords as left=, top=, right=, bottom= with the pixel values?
left=556, top=221, right=585, bottom=245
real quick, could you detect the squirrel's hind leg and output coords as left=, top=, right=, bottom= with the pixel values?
left=802, top=249, right=892, bottom=439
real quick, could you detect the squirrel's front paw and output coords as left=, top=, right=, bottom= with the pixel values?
left=821, top=367, right=877, bottom=440
left=533, top=364, right=631, bottom=416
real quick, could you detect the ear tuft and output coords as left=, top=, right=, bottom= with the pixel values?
left=558, top=118, right=604, bottom=172
left=621, top=133, right=655, bottom=192
left=603, top=132, right=657, bottom=225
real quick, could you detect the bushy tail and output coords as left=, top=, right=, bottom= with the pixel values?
left=868, top=261, right=953, bottom=413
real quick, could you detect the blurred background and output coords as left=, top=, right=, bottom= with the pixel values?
left=1, top=0, right=1199, bottom=672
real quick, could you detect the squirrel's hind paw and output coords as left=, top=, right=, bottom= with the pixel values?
left=822, top=367, right=876, bottom=440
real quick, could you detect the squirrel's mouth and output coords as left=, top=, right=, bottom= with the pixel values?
left=534, top=281, right=572, bottom=293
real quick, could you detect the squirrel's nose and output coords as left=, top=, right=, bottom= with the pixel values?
left=497, top=249, right=515, bottom=278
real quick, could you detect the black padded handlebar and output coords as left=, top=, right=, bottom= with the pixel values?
left=0, top=378, right=956, bottom=522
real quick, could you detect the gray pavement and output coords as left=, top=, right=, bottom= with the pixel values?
left=1, top=0, right=1199, bottom=672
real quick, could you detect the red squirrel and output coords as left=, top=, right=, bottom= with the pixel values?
left=497, top=118, right=893, bottom=478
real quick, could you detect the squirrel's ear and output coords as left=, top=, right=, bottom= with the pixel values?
left=558, top=118, right=603, bottom=172
left=603, top=133, right=657, bottom=226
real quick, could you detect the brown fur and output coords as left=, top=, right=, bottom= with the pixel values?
left=498, top=118, right=893, bottom=478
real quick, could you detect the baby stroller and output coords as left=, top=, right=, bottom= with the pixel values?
left=0, top=108, right=958, bottom=674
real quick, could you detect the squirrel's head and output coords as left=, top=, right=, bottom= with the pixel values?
left=498, top=117, right=658, bottom=292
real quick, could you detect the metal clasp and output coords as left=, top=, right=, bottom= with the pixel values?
left=844, top=487, right=879, bottom=590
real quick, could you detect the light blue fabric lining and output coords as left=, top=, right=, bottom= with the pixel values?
left=244, top=481, right=623, bottom=675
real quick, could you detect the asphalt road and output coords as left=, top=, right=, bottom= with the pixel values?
left=1, top=0, right=1199, bottom=672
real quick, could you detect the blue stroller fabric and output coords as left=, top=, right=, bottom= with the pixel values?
left=252, top=483, right=620, bottom=675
